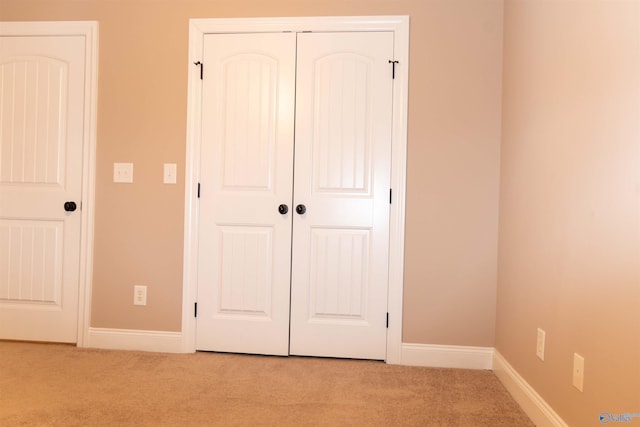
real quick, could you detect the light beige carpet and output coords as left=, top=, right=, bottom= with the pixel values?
left=0, top=341, right=533, bottom=426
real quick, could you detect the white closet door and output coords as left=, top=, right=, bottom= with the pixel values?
left=290, top=32, right=394, bottom=360
left=196, top=33, right=296, bottom=355
left=0, top=36, right=85, bottom=342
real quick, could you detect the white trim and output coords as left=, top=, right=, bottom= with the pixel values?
left=0, top=21, right=99, bottom=348
left=386, top=16, right=410, bottom=365
left=189, top=16, right=409, bottom=34
left=401, top=343, right=494, bottom=370
left=182, top=16, right=409, bottom=360
left=493, top=351, right=569, bottom=427
left=87, top=328, right=183, bottom=353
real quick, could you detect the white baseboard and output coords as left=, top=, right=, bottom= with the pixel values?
left=85, top=327, right=185, bottom=353
left=401, top=343, right=494, bottom=370
left=493, top=351, right=568, bottom=427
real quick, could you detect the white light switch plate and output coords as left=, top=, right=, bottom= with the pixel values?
left=163, top=163, right=177, bottom=184
left=114, top=163, right=134, bottom=183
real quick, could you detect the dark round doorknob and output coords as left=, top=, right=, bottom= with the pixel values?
left=278, top=204, right=288, bottom=215
left=64, top=201, right=77, bottom=212
left=295, top=204, right=306, bottom=215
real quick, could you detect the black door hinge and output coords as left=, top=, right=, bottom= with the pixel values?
left=388, top=60, right=399, bottom=79
left=389, top=189, right=392, bottom=204
left=386, top=312, right=389, bottom=328
left=197, top=183, right=201, bottom=198
left=194, top=302, right=198, bottom=318
left=194, top=61, right=203, bottom=80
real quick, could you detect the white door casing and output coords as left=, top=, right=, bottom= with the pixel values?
left=183, top=16, right=409, bottom=362
left=196, top=33, right=296, bottom=355
left=0, top=22, right=98, bottom=345
left=289, top=32, right=393, bottom=359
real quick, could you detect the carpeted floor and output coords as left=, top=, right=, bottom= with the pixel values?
left=0, top=341, right=534, bottom=426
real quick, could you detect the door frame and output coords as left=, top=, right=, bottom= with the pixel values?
left=0, top=21, right=99, bottom=345
left=181, top=16, right=409, bottom=363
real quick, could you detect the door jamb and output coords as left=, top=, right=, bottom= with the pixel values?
left=181, top=16, right=409, bottom=363
left=0, top=21, right=99, bottom=346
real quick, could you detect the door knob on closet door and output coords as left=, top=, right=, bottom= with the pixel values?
left=64, top=201, right=77, bottom=212
left=295, top=204, right=306, bottom=215
left=278, top=204, right=288, bottom=215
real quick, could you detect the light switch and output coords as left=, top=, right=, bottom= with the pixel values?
left=113, top=163, right=133, bottom=183
left=163, top=163, right=177, bottom=184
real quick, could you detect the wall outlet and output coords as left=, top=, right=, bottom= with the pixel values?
left=536, top=328, right=546, bottom=361
left=573, top=353, right=585, bottom=392
left=134, top=285, right=147, bottom=306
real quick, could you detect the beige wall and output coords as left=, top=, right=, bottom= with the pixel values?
left=0, top=0, right=504, bottom=344
left=497, top=1, right=640, bottom=425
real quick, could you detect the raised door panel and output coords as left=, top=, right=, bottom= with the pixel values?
left=308, top=228, right=370, bottom=321
left=0, top=57, right=67, bottom=185
left=313, top=53, right=372, bottom=194
left=0, top=220, right=62, bottom=304
left=218, top=226, right=272, bottom=317
left=290, top=32, right=394, bottom=359
left=221, top=54, right=278, bottom=190
left=196, top=33, right=296, bottom=355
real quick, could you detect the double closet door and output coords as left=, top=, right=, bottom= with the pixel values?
left=196, top=31, right=394, bottom=360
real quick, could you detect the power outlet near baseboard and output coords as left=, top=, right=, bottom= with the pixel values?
left=573, top=353, right=585, bottom=392
left=536, top=328, right=545, bottom=361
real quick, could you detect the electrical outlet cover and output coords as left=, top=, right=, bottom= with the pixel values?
left=573, top=353, right=585, bottom=392
left=536, top=328, right=546, bottom=361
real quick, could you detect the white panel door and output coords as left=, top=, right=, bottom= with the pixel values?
left=0, top=36, right=85, bottom=342
left=290, top=32, right=393, bottom=359
left=196, top=33, right=296, bottom=355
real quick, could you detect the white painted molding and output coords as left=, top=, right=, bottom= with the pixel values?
left=190, top=15, right=409, bottom=34
left=78, top=22, right=99, bottom=349
left=385, top=15, right=410, bottom=365
left=87, top=328, right=183, bottom=353
left=401, top=343, right=494, bottom=370
left=493, top=351, right=569, bottom=427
